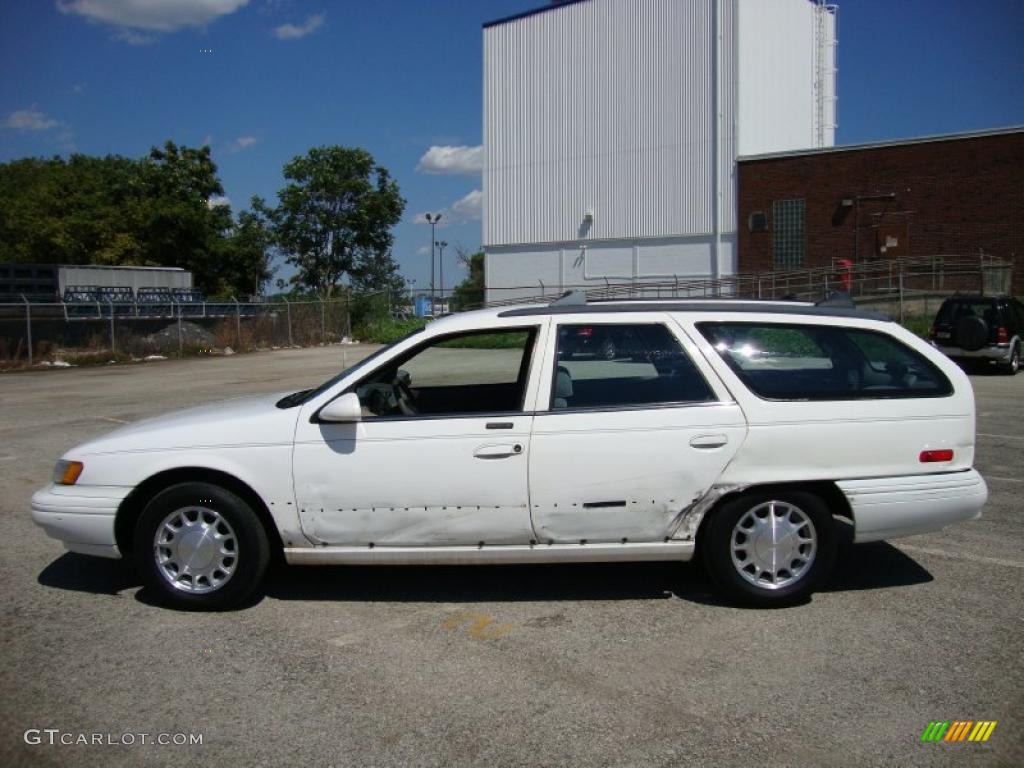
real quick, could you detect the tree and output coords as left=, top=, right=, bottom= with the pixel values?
left=0, top=141, right=272, bottom=297
left=267, top=146, right=405, bottom=296
left=449, top=246, right=485, bottom=310
left=214, top=204, right=275, bottom=298
left=136, top=141, right=232, bottom=290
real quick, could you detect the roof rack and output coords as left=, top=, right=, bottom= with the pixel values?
left=499, top=298, right=891, bottom=322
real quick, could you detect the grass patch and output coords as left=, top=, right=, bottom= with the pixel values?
left=901, top=316, right=932, bottom=339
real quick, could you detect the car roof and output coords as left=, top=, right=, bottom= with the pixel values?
left=940, top=295, right=1009, bottom=303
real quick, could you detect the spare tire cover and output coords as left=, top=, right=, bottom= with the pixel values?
left=954, top=315, right=988, bottom=351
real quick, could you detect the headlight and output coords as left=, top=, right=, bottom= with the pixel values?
left=53, top=460, right=84, bottom=485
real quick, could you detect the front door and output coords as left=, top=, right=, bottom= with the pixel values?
left=293, top=325, right=544, bottom=547
left=528, top=318, right=746, bottom=543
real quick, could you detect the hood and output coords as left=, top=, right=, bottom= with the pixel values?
left=70, top=391, right=301, bottom=456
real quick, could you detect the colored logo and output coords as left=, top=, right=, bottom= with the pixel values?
left=921, top=721, right=997, bottom=742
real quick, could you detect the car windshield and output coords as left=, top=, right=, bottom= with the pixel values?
left=275, top=326, right=427, bottom=408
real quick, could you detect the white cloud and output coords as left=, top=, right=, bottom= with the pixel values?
left=115, top=27, right=156, bottom=45
left=417, top=145, right=483, bottom=176
left=228, top=135, right=257, bottom=152
left=3, top=106, right=76, bottom=150
left=414, top=189, right=482, bottom=227
left=272, top=12, right=324, bottom=39
left=3, top=106, right=59, bottom=131
left=207, top=195, right=231, bottom=208
left=415, top=245, right=431, bottom=256
left=57, top=0, right=251, bottom=32
left=450, top=189, right=482, bottom=221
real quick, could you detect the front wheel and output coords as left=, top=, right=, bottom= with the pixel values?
left=701, top=490, right=837, bottom=607
left=133, top=482, right=270, bottom=610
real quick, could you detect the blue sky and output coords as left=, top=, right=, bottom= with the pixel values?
left=1, top=0, right=1022, bottom=292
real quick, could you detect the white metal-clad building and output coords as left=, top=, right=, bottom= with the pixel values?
left=482, top=0, right=837, bottom=301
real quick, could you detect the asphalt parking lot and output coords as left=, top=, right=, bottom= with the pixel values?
left=1, top=346, right=1021, bottom=767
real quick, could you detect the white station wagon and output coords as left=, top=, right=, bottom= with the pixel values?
left=32, top=294, right=988, bottom=609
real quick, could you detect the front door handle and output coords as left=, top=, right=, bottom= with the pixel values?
left=474, top=443, right=523, bottom=459
left=690, top=434, right=728, bottom=449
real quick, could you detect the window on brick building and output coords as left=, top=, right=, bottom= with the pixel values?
left=772, top=199, right=805, bottom=269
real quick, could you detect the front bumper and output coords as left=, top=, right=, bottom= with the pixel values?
left=838, top=469, right=987, bottom=544
left=31, top=484, right=130, bottom=559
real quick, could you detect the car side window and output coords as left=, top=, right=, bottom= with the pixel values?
left=551, top=323, right=715, bottom=410
left=698, top=322, right=953, bottom=400
left=352, top=328, right=537, bottom=418
left=1013, top=301, right=1024, bottom=329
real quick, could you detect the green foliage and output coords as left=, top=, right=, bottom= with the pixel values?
left=902, top=316, right=932, bottom=339
left=435, top=331, right=528, bottom=349
left=0, top=142, right=272, bottom=298
left=353, top=316, right=428, bottom=344
left=449, top=249, right=485, bottom=311
left=264, top=146, right=405, bottom=297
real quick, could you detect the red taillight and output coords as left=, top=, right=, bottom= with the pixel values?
left=920, top=449, right=954, bottom=463
left=997, top=326, right=1009, bottom=344
left=577, top=327, right=593, bottom=338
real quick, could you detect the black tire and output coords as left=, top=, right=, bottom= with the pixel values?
left=133, top=482, right=270, bottom=610
left=953, top=315, right=988, bottom=352
left=1001, top=343, right=1020, bottom=376
left=701, top=489, right=837, bottom=607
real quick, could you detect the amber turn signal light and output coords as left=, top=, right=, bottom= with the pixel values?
left=53, top=460, right=84, bottom=485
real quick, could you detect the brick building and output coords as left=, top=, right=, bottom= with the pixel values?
left=737, top=126, right=1023, bottom=293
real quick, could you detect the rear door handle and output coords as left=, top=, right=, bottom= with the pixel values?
left=690, top=434, right=728, bottom=449
left=474, top=443, right=523, bottom=459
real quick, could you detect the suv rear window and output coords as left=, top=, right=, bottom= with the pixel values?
left=697, top=322, right=953, bottom=400
left=936, top=299, right=1001, bottom=326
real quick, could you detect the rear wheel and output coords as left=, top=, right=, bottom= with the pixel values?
left=133, top=482, right=270, bottom=610
left=701, top=489, right=837, bottom=607
left=1001, top=343, right=1020, bottom=376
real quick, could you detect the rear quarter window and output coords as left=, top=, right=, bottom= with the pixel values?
left=697, top=322, right=953, bottom=400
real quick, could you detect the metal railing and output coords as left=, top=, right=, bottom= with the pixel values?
left=480, top=254, right=1014, bottom=309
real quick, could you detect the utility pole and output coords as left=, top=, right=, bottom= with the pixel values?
left=424, top=213, right=442, bottom=314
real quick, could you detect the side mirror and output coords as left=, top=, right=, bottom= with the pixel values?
left=317, top=392, right=362, bottom=423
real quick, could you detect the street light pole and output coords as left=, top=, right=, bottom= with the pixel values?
left=424, top=213, right=442, bottom=314
left=436, top=240, right=448, bottom=312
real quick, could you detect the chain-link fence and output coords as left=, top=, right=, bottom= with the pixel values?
left=0, top=294, right=389, bottom=367
left=1, top=255, right=1015, bottom=368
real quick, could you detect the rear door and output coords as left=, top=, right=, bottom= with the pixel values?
left=527, top=315, right=746, bottom=543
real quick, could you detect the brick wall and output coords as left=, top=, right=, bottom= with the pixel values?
left=737, top=130, right=1023, bottom=294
